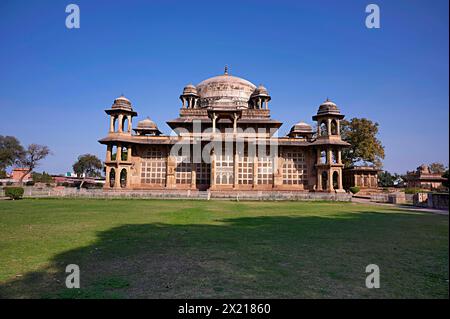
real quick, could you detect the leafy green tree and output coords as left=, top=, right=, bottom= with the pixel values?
left=73, top=154, right=103, bottom=178
left=0, top=135, right=24, bottom=173
left=442, top=170, right=449, bottom=188
left=340, top=118, right=385, bottom=168
left=32, top=171, right=54, bottom=183
left=429, top=162, right=447, bottom=174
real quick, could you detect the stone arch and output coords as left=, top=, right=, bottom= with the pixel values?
left=122, top=116, right=129, bottom=133
left=320, top=150, right=327, bottom=164
left=331, top=119, right=338, bottom=135
left=111, top=145, right=117, bottom=161
left=113, top=116, right=118, bottom=132
left=320, top=121, right=327, bottom=136
left=109, top=168, right=115, bottom=188
left=321, top=171, right=328, bottom=191
left=121, top=145, right=128, bottom=161
left=120, top=168, right=127, bottom=188
left=332, top=171, right=339, bottom=190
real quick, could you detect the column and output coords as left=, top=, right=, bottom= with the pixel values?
left=210, top=151, right=216, bottom=188
left=118, top=114, right=124, bottom=133
left=337, top=120, right=340, bottom=136
left=105, top=166, right=110, bottom=189
left=327, top=118, right=332, bottom=136
left=106, top=145, right=112, bottom=162
left=116, top=144, right=122, bottom=162
left=252, top=154, right=258, bottom=188
left=233, top=148, right=239, bottom=188
left=114, top=167, right=121, bottom=188
left=109, top=116, right=115, bottom=133
left=233, top=113, right=238, bottom=134
left=327, top=149, right=332, bottom=165
left=338, top=150, right=342, bottom=164
left=127, top=115, right=132, bottom=132
left=191, top=163, right=196, bottom=189
left=316, top=149, right=321, bottom=164
left=317, top=169, right=322, bottom=191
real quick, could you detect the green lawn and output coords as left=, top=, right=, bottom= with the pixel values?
left=0, top=199, right=448, bottom=298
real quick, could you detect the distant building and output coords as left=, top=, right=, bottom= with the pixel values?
left=11, top=168, right=31, bottom=182
left=343, top=166, right=380, bottom=190
left=405, top=164, right=446, bottom=190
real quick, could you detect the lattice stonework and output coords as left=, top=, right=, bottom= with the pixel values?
left=282, top=150, right=308, bottom=185
left=140, top=147, right=166, bottom=184
left=238, top=156, right=253, bottom=185
left=257, top=156, right=273, bottom=184
left=175, top=156, right=192, bottom=184
left=216, top=154, right=234, bottom=184
left=195, top=162, right=211, bottom=185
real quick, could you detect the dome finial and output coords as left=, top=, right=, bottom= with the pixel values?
left=224, top=65, right=228, bottom=75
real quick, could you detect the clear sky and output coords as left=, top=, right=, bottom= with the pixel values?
left=1, top=0, right=448, bottom=174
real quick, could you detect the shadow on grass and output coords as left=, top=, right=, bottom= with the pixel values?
left=0, top=211, right=448, bottom=299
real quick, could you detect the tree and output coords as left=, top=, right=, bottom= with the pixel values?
left=18, top=144, right=51, bottom=183
left=73, top=154, right=103, bottom=178
left=340, top=118, right=385, bottom=168
left=443, top=170, right=449, bottom=188
left=0, top=135, right=24, bottom=175
left=429, top=162, right=447, bottom=174
left=32, top=171, right=54, bottom=183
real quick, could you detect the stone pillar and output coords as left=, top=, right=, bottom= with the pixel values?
left=316, top=149, right=321, bottom=164
left=252, top=155, right=258, bottom=188
left=327, top=118, right=332, bottom=136
left=118, top=114, right=124, bottom=133
left=114, top=167, right=121, bottom=188
left=317, top=169, right=322, bottom=191
left=233, top=149, right=239, bottom=188
left=337, top=120, right=340, bottom=136
left=328, top=170, right=333, bottom=191
left=109, top=116, right=115, bottom=133
left=338, top=170, right=343, bottom=190
left=327, top=149, right=332, bottom=165
left=105, top=166, right=110, bottom=188
left=116, top=144, right=122, bottom=163
left=210, top=151, right=216, bottom=188
left=191, top=163, right=196, bottom=189
left=338, top=150, right=342, bottom=164
left=233, top=113, right=238, bottom=134
left=106, top=145, right=112, bottom=162
left=127, top=115, right=132, bottom=132
left=166, top=155, right=176, bottom=188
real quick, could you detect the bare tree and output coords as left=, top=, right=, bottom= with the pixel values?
left=19, top=144, right=51, bottom=183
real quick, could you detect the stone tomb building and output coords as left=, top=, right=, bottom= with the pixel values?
left=343, top=166, right=380, bottom=190
left=99, top=69, right=350, bottom=193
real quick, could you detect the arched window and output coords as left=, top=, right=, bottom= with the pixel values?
left=122, top=116, right=129, bottom=133
left=331, top=120, right=338, bottom=135
left=320, top=122, right=327, bottom=136
left=109, top=168, right=115, bottom=188
left=320, top=150, right=327, bottom=164
left=331, top=150, right=338, bottom=164
left=113, top=116, right=118, bottom=132
left=321, top=171, right=328, bottom=191
left=333, top=171, right=339, bottom=190
left=120, top=169, right=127, bottom=188
left=111, top=145, right=117, bottom=161
left=121, top=146, right=128, bottom=161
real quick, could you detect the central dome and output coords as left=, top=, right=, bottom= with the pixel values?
left=196, top=73, right=256, bottom=108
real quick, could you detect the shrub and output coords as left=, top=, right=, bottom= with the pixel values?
left=349, top=186, right=360, bottom=194
left=4, top=187, right=24, bottom=200
left=404, top=188, right=424, bottom=194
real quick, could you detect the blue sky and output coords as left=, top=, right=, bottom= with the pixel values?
left=0, top=0, right=448, bottom=174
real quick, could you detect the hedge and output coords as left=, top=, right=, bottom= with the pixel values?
left=349, top=186, right=360, bottom=194
left=4, top=187, right=25, bottom=200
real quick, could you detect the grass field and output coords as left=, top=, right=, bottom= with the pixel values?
left=0, top=199, right=448, bottom=298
